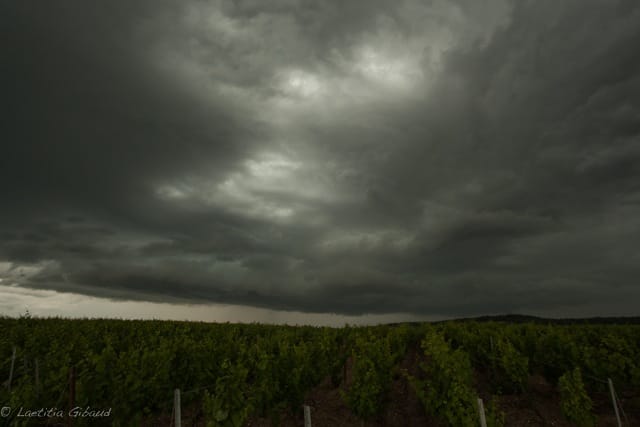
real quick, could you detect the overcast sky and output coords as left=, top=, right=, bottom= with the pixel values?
left=1, top=0, right=639, bottom=324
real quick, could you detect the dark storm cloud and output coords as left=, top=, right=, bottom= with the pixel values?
left=1, top=0, right=639, bottom=319
left=1, top=1, right=259, bottom=219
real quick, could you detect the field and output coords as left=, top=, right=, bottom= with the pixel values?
left=1, top=316, right=639, bottom=426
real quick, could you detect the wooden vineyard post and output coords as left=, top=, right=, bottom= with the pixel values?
left=174, top=388, right=182, bottom=427
left=8, top=347, right=16, bottom=391
left=477, top=398, right=487, bottom=427
left=303, top=405, right=312, bottom=427
left=608, top=378, right=622, bottom=427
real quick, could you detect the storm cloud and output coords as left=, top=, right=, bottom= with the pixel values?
left=1, top=0, right=639, bottom=320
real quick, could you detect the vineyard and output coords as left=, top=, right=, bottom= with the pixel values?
left=1, top=316, right=640, bottom=426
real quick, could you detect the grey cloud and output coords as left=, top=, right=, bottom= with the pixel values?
left=1, top=0, right=639, bottom=320
left=1, top=1, right=260, bottom=222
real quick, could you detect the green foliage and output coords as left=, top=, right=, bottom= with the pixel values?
left=532, top=326, right=582, bottom=382
left=580, top=332, right=638, bottom=390
left=409, top=328, right=478, bottom=426
left=443, top=321, right=640, bottom=394
left=341, top=327, right=407, bottom=419
left=441, top=322, right=529, bottom=393
left=485, top=397, right=505, bottom=427
left=558, top=368, right=595, bottom=427
left=493, top=337, right=528, bottom=393
left=202, top=359, right=253, bottom=427
left=0, top=318, right=352, bottom=426
left=342, top=354, right=384, bottom=418
left=1, top=317, right=639, bottom=425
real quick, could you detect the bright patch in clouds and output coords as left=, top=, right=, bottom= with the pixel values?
left=355, top=46, right=423, bottom=88
left=318, top=229, right=415, bottom=253
left=156, top=152, right=327, bottom=222
left=217, top=153, right=303, bottom=220
left=245, top=153, right=302, bottom=179
left=156, top=185, right=189, bottom=200
left=280, top=69, right=324, bottom=98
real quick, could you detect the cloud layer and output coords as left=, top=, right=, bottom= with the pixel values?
left=1, top=0, right=639, bottom=319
